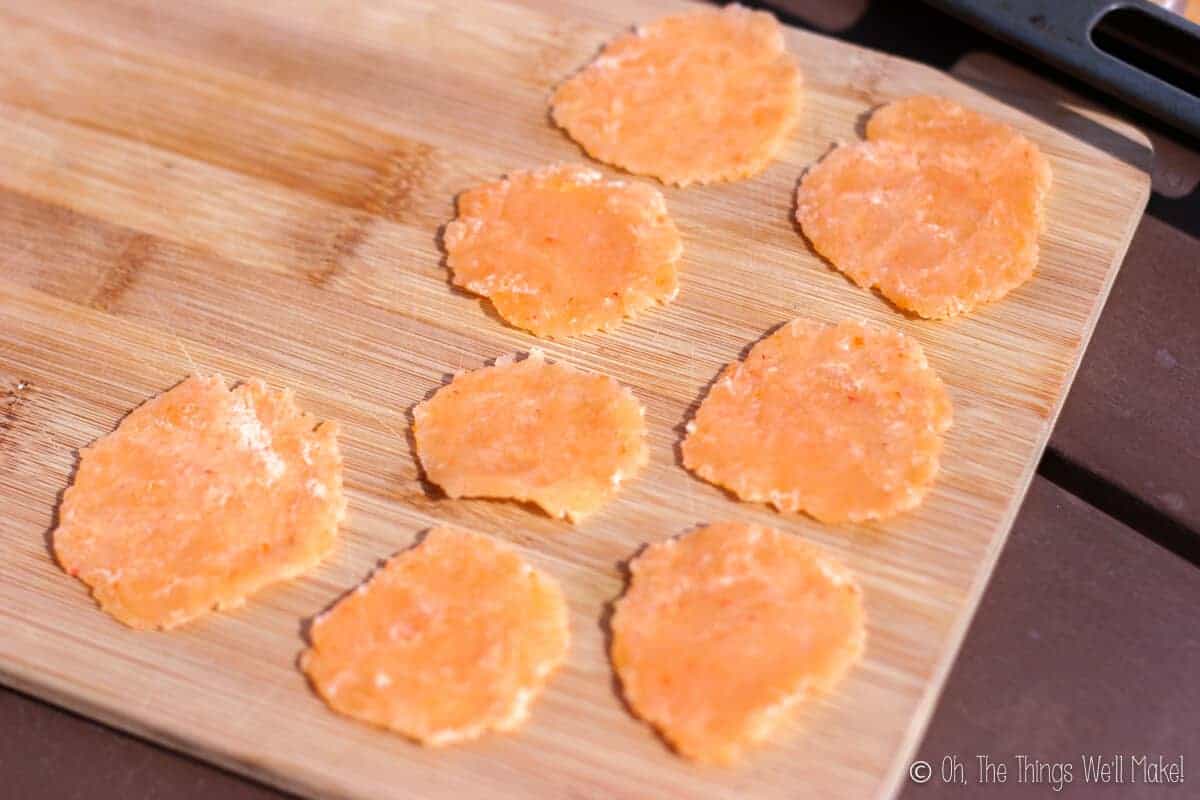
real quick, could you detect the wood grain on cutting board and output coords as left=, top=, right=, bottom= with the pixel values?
left=0, top=1, right=1149, bottom=798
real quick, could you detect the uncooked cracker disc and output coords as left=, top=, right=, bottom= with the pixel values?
left=302, top=526, right=569, bottom=745
left=551, top=5, right=802, bottom=186
left=681, top=319, right=952, bottom=523
left=412, top=349, right=648, bottom=522
left=444, top=163, right=682, bottom=338
left=796, top=95, right=1052, bottom=318
left=54, top=375, right=345, bottom=629
left=612, top=521, right=865, bottom=764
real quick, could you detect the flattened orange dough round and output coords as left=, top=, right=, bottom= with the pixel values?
left=412, top=349, right=647, bottom=522
left=796, top=95, right=1053, bottom=318
left=53, top=375, right=345, bottom=630
left=444, top=163, right=682, bottom=338
left=612, top=522, right=865, bottom=765
left=681, top=319, right=952, bottom=523
left=551, top=5, right=802, bottom=186
left=302, top=527, right=569, bottom=745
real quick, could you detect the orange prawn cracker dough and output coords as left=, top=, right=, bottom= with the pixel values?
left=53, top=375, right=345, bottom=630
left=412, top=350, right=647, bottom=521
left=444, top=164, right=682, bottom=338
left=612, top=522, right=865, bottom=764
left=796, top=96, right=1053, bottom=318
left=551, top=5, right=802, bottom=186
left=682, top=319, right=952, bottom=523
left=302, top=527, right=569, bottom=745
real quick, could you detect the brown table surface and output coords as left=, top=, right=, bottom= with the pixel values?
left=4, top=1, right=1198, bottom=797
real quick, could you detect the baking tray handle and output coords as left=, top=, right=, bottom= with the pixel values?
left=922, top=0, right=1200, bottom=140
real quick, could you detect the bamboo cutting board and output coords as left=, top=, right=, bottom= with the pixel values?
left=0, top=1, right=1149, bottom=798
